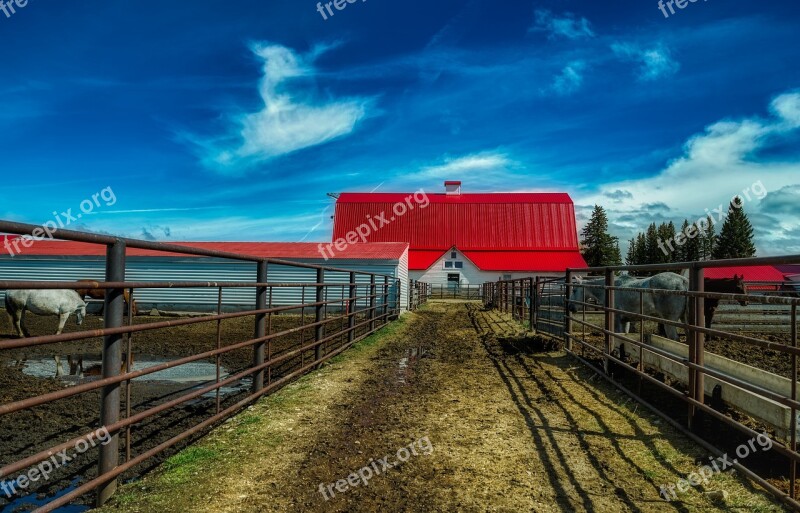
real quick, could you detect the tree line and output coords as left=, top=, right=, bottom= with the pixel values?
left=580, top=199, right=757, bottom=268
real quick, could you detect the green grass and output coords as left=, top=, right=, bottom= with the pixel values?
left=99, top=313, right=413, bottom=512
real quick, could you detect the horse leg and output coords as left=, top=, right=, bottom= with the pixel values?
left=664, top=323, right=679, bottom=341
left=18, top=308, right=30, bottom=338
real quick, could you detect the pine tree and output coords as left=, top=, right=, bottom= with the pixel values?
left=626, top=237, right=638, bottom=266
left=704, top=218, right=717, bottom=260
left=645, top=223, right=660, bottom=264
left=713, top=199, right=756, bottom=259
left=580, top=205, right=621, bottom=267
left=681, top=219, right=701, bottom=262
left=634, top=233, right=647, bottom=268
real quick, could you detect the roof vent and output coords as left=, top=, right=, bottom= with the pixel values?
left=444, top=181, right=462, bottom=195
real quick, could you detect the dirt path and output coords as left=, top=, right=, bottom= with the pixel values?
left=100, top=301, right=784, bottom=513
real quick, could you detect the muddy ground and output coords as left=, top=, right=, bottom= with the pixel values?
left=0, top=309, right=371, bottom=511
left=98, top=301, right=784, bottom=512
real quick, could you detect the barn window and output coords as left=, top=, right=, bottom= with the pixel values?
left=444, top=261, right=453, bottom=269
left=450, top=251, right=457, bottom=259
left=454, top=261, right=463, bottom=269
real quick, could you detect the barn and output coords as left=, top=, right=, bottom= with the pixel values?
left=0, top=239, right=410, bottom=312
left=331, top=181, right=587, bottom=290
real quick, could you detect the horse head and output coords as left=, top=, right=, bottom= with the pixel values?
left=734, top=274, right=749, bottom=306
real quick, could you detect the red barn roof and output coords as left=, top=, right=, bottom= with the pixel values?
left=0, top=236, right=408, bottom=261
left=333, top=188, right=585, bottom=272
left=705, top=265, right=789, bottom=291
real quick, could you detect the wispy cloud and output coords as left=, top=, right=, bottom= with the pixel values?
left=531, top=10, right=595, bottom=40
left=549, top=61, right=587, bottom=96
left=577, top=90, right=800, bottom=255
left=612, top=42, right=679, bottom=81
left=194, top=42, right=374, bottom=173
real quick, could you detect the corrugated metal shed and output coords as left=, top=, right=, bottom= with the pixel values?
left=0, top=242, right=410, bottom=312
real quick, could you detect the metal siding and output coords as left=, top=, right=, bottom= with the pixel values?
left=0, top=257, right=400, bottom=310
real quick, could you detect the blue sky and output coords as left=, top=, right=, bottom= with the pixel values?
left=2, top=0, right=799, bottom=255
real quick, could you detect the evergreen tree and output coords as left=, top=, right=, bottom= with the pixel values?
left=580, top=205, right=621, bottom=267
left=645, top=223, right=661, bottom=264
left=626, top=237, right=638, bottom=266
left=713, top=199, right=756, bottom=259
left=681, top=219, right=701, bottom=262
left=634, top=233, right=647, bottom=268
left=704, top=218, right=717, bottom=260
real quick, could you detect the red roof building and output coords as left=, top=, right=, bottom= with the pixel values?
left=332, top=182, right=586, bottom=285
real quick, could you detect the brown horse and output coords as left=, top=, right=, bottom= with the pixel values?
left=704, top=275, right=748, bottom=330
left=75, top=280, right=138, bottom=316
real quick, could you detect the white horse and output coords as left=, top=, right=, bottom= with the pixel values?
left=5, top=290, right=87, bottom=376
left=568, top=272, right=688, bottom=341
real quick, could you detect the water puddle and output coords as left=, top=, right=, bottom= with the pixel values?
left=8, top=355, right=251, bottom=399
left=1, top=477, right=89, bottom=513
left=396, top=347, right=427, bottom=385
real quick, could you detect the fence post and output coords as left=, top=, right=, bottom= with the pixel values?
left=564, top=271, right=572, bottom=350
left=383, top=276, right=389, bottom=323
left=689, top=265, right=705, bottom=429
left=315, top=268, right=324, bottom=367
left=604, top=269, right=615, bottom=375
left=253, top=261, right=268, bottom=393
left=533, top=276, right=540, bottom=327
left=511, top=280, right=517, bottom=321
left=348, top=272, right=356, bottom=343
left=97, top=240, right=126, bottom=506
left=369, top=275, right=376, bottom=332
left=528, top=277, right=535, bottom=330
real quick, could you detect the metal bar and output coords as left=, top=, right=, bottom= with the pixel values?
left=793, top=303, right=798, bottom=499
left=604, top=269, right=614, bottom=375
left=215, top=287, right=223, bottom=414
left=563, top=273, right=570, bottom=348
left=253, top=261, right=268, bottom=393
left=315, top=269, right=325, bottom=368
left=348, top=272, right=356, bottom=343
left=97, top=240, right=125, bottom=506
left=383, top=276, right=389, bottom=324
left=369, top=275, right=376, bottom=332
left=124, top=287, right=133, bottom=464
left=693, top=266, right=706, bottom=430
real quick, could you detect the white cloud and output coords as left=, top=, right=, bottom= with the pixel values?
left=198, top=43, right=372, bottom=172
left=576, top=91, right=800, bottom=256
left=531, top=10, right=595, bottom=40
left=550, top=61, right=586, bottom=96
left=612, top=42, right=679, bottom=81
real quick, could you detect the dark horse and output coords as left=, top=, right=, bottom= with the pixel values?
left=704, top=275, right=748, bottom=331
left=75, top=280, right=138, bottom=316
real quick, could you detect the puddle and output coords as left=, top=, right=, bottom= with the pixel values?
left=9, top=355, right=251, bottom=399
left=1, top=477, right=89, bottom=513
left=396, top=348, right=427, bottom=385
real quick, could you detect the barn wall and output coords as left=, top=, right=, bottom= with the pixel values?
left=0, top=257, right=404, bottom=312
left=408, top=249, right=562, bottom=286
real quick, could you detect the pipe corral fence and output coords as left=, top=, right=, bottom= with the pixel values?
left=408, top=280, right=430, bottom=311
left=428, top=284, right=482, bottom=300
left=485, top=255, right=800, bottom=510
left=0, top=220, right=405, bottom=512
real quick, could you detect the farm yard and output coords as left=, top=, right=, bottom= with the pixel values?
left=88, top=301, right=784, bottom=513
left=4, top=3, right=800, bottom=511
